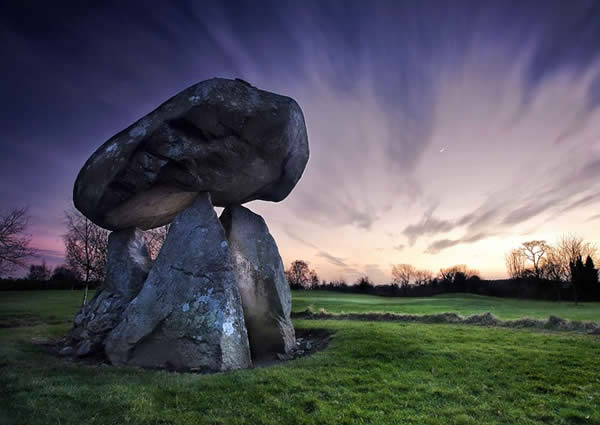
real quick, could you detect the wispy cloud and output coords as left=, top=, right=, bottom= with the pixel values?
left=316, top=251, right=348, bottom=268
left=281, top=227, right=319, bottom=250
left=425, top=232, right=492, bottom=255
left=501, top=199, right=560, bottom=226
left=402, top=212, right=454, bottom=245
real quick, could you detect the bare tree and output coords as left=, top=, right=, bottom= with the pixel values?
left=27, top=260, right=51, bottom=281
left=285, top=260, right=314, bottom=290
left=520, top=240, right=549, bottom=279
left=413, top=269, right=433, bottom=286
left=391, top=264, right=415, bottom=287
left=505, top=249, right=527, bottom=280
left=308, top=269, right=320, bottom=289
left=0, top=207, right=36, bottom=276
left=552, top=234, right=597, bottom=282
left=144, top=224, right=170, bottom=260
left=63, top=209, right=109, bottom=307
left=439, top=264, right=478, bottom=282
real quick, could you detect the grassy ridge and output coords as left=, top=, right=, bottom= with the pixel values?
left=0, top=291, right=599, bottom=424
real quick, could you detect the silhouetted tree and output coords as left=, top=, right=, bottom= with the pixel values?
left=414, top=269, right=433, bottom=286
left=520, top=240, right=549, bottom=279
left=309, top=270, right=320, bottom=289
left=505, top=249, right=527, bottom=280
left=63, top=209, right=109, bottom=307
left=0, top=207, right=36, bottom=276
left=439, top=265, right=479, bottom=292
left=51, top=265, right=81, bottom=283
left=355, top=276, right=374, bottom=293
left=553, top=234, right=597, bottom=282
left=332, top=278, right=348, bottom=291
left=542, top=247, right=564, bottom=300
left=285, top=260, right=317, bottom=290
left=392, top=264, right=414, bottom=295
left=570, top=256, right=585, bottom=305
left=26, top=260, right=50, bottom=281
left=392, top=264, right=413, bottom=286
left=583, top=256, right=599, bottom=300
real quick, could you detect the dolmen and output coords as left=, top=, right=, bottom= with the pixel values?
left=65, top=78, right=308, bottom=372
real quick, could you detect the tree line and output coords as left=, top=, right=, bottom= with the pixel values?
left=2, top=205, right=599, bottom=302
left=285, top=234, right=600, bottom=301
left=504, top=235, right=599, bottom=302
left=285, top=260, right=483, bottom=297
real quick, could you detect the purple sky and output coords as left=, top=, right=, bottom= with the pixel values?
left=2, top=1, right=600, bottom=282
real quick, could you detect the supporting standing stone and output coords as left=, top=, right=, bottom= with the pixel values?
left=104, top=193, right=251, bottom=372
left=220, top=205, right=296, bottom=357
left=68, top=228, right=151, bottom=357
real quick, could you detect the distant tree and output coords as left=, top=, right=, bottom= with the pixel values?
left=144, top=225, right=170, bottom=260
left=542, top=247, right=563, bottom=281
left=541, top=247, right=564, bottom=300
left=583, top=256, right=599, bottom=300
left=309, top=270, right=320, bottom=289
left=0, top=207, right=36, bottom=276
left=331, top=278, right=348, bottom=290
left=547, top=234, right=597, bottom=301
left=439, top=265, right=478, bottom=282
left=439, top=266, right=455, bottom=284
left=414, top=269, right=433, bottom=286
left=505, top=249, right=527, bottom=280
left=355, top=276, right=374, bottom=293
left=466, top=267, right=481, bottom=281
left=51, top=265, right=81, bottom=282
left=520, top=240, right=549, bottom=279
left=26, top=260, right=50, bottom=281
left=570, top=256, right=585, bottom=305
left=63, top=209, right=109, bottom=307
left=391, top=264, right=415, bottom=290
left=439, top=265, right=479, bottom=292
left=285, top=260, right=316, bottom=290
left=550, top=235, right=596, bottom=281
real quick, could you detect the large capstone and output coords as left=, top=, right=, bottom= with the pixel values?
left=220, top=205, right=296, bottom=358
left=67, top=228, right=151, bottom=357
left=74, top=78, right=309, bottom=231
left=104, top=193, right=251, bottom=371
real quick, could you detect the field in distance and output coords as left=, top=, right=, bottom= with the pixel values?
left=292, top=291, right=600, bottom=322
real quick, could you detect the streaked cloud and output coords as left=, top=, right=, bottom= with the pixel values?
left=2, top=1, right=600, bottom=281
left=316, top=251, right=348, bottom=269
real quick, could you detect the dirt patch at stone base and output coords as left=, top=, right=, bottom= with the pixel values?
left=35, top=327, right=334, bottom=373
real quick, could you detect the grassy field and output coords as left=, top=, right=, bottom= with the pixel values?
left=293, top=291, right=600, bottom=322
left=1, top=290, right=599, bottom=424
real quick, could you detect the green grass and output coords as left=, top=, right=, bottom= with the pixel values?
left=1, top=290, right=599, bottom=424
left=293, top=291, right=600, bottom=322
left=0, top=290, right=88, bottom=327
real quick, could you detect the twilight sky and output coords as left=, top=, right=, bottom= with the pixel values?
left=2, top=0, right=600, bottom=282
